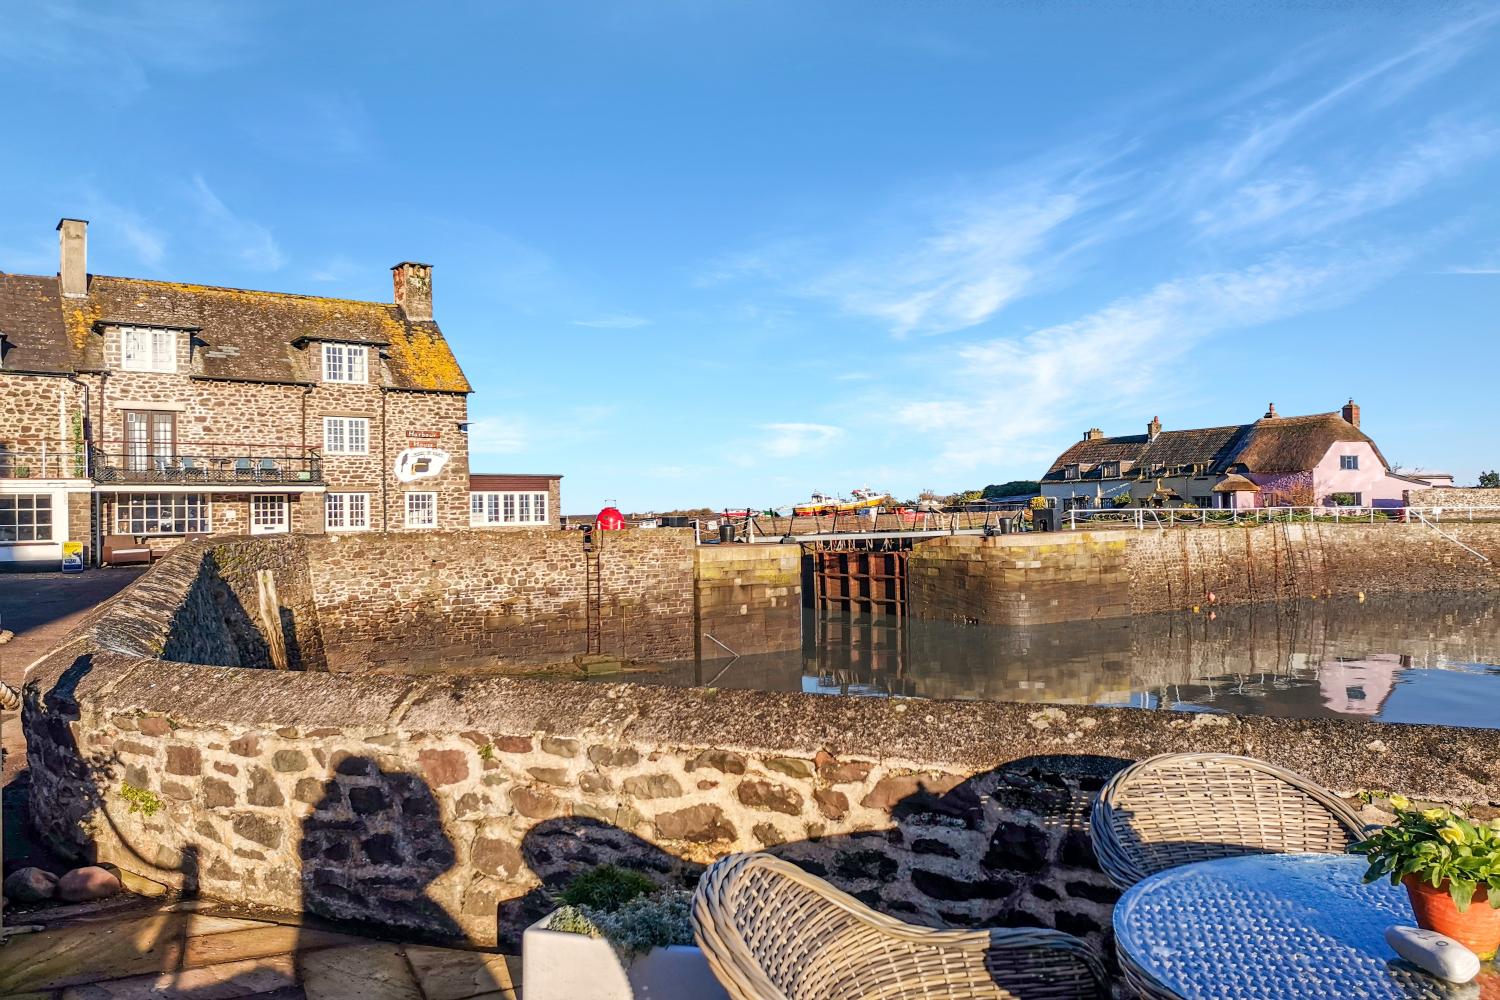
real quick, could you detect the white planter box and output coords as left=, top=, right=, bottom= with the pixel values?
left=522, top=913, right=730, bottom=1000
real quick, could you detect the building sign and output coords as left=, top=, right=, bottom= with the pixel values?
left=405, top=430, right=442, bottom=444
left=61, top=540, right=84, bottom=573
left=394, top=447, right=450, bottom=483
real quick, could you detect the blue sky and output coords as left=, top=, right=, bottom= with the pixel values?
left=4, top=2, right=1499, bottom=512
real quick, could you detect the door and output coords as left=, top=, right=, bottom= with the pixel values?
left=250, top=494, right=289, bottom=534
left=124, top=411, right=176, bottom=472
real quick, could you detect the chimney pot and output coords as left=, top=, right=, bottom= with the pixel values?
left=392, top=261, right=433, bottom=322
left=57, top=218, right=88, bottom=299
left=1084, top=427, right=1104, bottom=441
left=1264, top=402, right=1278, bottom=419
left=1341, top=398, right=1360, bottom=428
left=1147, top=416, right=1162, bottom=441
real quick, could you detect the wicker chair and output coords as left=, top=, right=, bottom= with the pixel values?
left=691, top=853, right=1109, bottom=1000
left=1089, top=752, right=1367, bottom=891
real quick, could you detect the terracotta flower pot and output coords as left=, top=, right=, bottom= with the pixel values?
left=1403, top=875, right=1500, bottom=961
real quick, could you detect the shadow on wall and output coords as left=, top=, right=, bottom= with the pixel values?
left=498, top=755, right=1133, bottom=952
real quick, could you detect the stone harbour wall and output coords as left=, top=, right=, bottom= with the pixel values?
left=910, top=523, right=1500, bottom=624
left=26, top=636, right=1500, bottom=952
left=21, top=530, right=1500, bottom=954
left=305, top=529, right=797, bottom=670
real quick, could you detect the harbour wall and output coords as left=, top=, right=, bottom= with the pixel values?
left=909, top=523, right=1500, bottom=626
left=22, top=533, right=1500, bottom=951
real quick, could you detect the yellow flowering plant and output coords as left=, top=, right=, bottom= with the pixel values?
left=1351, top=800, right=1500, bottom=912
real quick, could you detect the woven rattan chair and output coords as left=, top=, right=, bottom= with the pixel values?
left=1089, top=752, right=1367, bottom=891
left=692, top=853, right=1108, bottom=1000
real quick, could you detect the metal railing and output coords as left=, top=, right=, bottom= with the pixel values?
left=89, top=446, right=323, bottom=486
left=1063, top=504, right=1500, bottom=530
left=0, top=439, right=89, bottom=480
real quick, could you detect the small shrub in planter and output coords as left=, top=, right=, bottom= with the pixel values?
left=524, top=868, right=729, bottom=1000
left=1353, top=797, right=1500, bottom=959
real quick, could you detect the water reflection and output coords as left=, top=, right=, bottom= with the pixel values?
left=625, top=594, right=1500, bottom=729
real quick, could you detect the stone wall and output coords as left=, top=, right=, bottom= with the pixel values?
left=1407, top=487, right=1500, bottom=508
left=695, top=543, right=803, bottom=657
left=26, top=629, right=1500, bottom=952
left=22, top=532, right=1500, bottom=955
left=911, top=523, right=1500, bottom=624
left=305, top=529, right=704, bottom=670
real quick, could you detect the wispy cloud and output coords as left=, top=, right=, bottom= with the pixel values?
left=761, top=422, right=844, bottom=458
left=1, top=2, right=258, bottom=102
left=895, top=248, right=1407, bottom=471
left=1445, top=265, right=1500, bottom=275
left=188, top=176, right=282, bottom=271
left=77, top=189, right=168, bottom=268
left=573, top=314, right=650, bottom=329
left=467, top=415, right=528, bottom=456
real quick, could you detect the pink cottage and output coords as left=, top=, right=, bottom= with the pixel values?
left=1040, top=400, right=1424, bottom=510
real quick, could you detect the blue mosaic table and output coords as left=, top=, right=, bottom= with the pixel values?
left=1113, top=854, right=1499, bottom=999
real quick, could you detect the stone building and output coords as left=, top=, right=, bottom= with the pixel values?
left=1040, top=400, right=1427, bottom=510
left=0, top=218, right=477, bottom=567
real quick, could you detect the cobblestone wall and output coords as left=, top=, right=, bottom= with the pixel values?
left=1407, top=487, right=1500, bottom=508
left=912, top=523, right=1500, bottom=623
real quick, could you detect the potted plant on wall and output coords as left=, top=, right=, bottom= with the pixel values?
left=523, top=865, right=729, bottom=1000
left=1352, top=797, right=1500, bottom=960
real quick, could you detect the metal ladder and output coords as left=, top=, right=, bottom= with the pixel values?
left=584, top=543, right=603, bottom=654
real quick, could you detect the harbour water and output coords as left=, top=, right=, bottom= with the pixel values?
left=621, top=593, right=1500, bottom=729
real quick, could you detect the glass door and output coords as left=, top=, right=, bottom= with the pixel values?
left=250, top=494, right=289, bottom=534
left=124, top=411, right=175, bottom=472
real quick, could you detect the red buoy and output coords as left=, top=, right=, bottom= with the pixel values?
left=596, top=505, right=626, bottom=531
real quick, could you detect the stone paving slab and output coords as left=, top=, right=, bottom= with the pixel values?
left=0, top=905, right=520, bottom=1000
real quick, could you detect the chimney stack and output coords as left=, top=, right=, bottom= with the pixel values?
left=392, top=261, right=433, bottom=322
left=1083, top=427, right=1104, bottom=441
left=1264, top=402, right=1278, bottom=419
left=57, top=218, right=88, bottom=299
left=1341, top=398, right=1360, bottom=428
left=1147, top=416, right=1161, bottom=441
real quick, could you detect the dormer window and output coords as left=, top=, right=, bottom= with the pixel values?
left=322, top=344, right=368, bottom=384
left=1064, top=463, right=1081, bottom=481
left=120, top=327, right=177, bottom=373
left=1101, top=461, right=1121, bottom=479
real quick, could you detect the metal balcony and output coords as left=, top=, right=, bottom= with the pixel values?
left=89, top=447, right=324, bottom=486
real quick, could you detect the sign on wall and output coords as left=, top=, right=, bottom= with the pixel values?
left=394, top=447, right=450, bottom=483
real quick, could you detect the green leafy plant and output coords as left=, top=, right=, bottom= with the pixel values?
left=547, top=891, right=695, bottom=962
left=1352, top=796, right=1500, bottom=912
left=560, top=864, right=657, bottom=912
left=120, top=782, right=164, bottom=817
left=477, top=742, right=495, bottom=761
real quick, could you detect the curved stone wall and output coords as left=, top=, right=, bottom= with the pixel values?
left=23, top=535, right=1500, bottom=950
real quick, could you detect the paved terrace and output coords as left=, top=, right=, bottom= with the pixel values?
left=1, top=895, right=519, bottom=999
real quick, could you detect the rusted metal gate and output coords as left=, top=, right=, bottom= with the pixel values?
left=810, top=541, right=909, bottom=616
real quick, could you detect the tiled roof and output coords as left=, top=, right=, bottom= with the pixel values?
left=1043, top=412, right=1384, bottom=481
left=0, top=272, right=470, bottom=393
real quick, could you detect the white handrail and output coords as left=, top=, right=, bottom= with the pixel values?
left=1411, top=512, right=1492, bottom=563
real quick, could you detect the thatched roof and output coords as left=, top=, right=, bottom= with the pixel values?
left=1213, top=474, right=1260, bottom=493
left=1043, top=408, right=1384, bottom=482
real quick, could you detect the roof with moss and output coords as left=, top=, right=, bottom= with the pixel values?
left=0, top=272, right=470, bottom=392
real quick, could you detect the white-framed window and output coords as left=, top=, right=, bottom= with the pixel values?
left=0, top=494, right=53, bottom=542
left=323, top=416, right=369, bottom=455
left=250, top=494, right=289, bottom=534
left=116, top=493, right=209, bottom=535
left=470, top=490, right=550, bottom=525
left=1340, top=454, right=1359, bottom=470
left=404, top=492, right=437, bottom=528
left=325, top=492, right=369, bottom=531
left=322, top=343, right=368, bottom=384
left=120, top=327, right=177, bottom=373
left=1063, top=464, right=1081, bottom=481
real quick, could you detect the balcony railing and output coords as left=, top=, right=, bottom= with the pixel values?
left=89, top=446, right=324, bottom=486
left=0, top=440, right=89, bottom=480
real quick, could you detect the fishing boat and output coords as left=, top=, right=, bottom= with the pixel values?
left=792, top=488, right=889, bottom=517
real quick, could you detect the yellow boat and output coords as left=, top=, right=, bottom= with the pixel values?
left=792, top=488, right=888, bottom=517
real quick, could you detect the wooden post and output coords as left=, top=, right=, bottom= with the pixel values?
left=255, top=569, right=289, bottom=671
